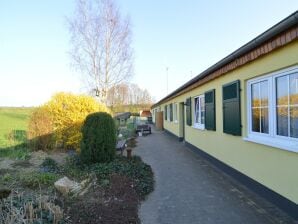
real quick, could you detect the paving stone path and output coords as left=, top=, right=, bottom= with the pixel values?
left=135, top=128, right=296, bottom=224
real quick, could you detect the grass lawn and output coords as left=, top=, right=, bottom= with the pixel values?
left=0, top=107, right=33, bottom=148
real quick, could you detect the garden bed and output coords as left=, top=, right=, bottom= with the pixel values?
left=0, top=151, right=154, bottom=224
left=66, top=174, right=140, bottom=223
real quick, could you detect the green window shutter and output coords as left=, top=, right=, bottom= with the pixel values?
left=222, top=80, right=241, bottom=136
left=186, top=97, right=192, bottom=126
left=205, top=89, right=216, bottom=131
left=164, top=105, right=167, bottom=120
left=170, top=104, right=173, bottom=121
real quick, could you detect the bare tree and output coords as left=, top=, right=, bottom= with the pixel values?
left=69, top=0, right=133, bottom=103
left=106, top=82, right=129, bottom=106
left=106, top=83, right=154, bottom=112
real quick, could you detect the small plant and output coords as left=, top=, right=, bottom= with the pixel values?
left=7, top=130, right=27, bottom=146
left=20, top=172, right=59, bottom=188
left=2, top=173, right=12, bottom=182
left=65, top=153, right=82, bottom=168
left=61, top=155, right=87, bottom=180
left=40, top=157, right=60, bottom=173
left=80, top=112, right=116, bottom=164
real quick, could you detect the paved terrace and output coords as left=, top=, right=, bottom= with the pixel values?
left=135, top=128, right=296, bottom=224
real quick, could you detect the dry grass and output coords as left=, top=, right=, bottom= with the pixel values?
left=0, top=190, right=66, bottom=224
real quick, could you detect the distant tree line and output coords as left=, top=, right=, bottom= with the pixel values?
left=106, top=83, right=154, bottom=113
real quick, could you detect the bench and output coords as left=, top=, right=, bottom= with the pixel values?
left=116, top=139, right=127, bottom=155
left=136, top=124, right=151, bottom=135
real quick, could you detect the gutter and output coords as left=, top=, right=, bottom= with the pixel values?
left=152, top=10, right=298, bottom=108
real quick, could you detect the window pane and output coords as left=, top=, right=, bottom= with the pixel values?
left=201, top=111, right=205, bottom=124
left=200, top=97, right=205, bottom=124
left=276, top=75, right=288, bottom=106
left=260, top=81, right=268, bottom=106
left=277, top=106, right=288, bottom=136
left=290, top=73, right=298, bottom=105
left=252, top=108, right=260, bottom=132
left=200, top=97, right=205, bottom=111
left=195, top=98, right=200, bottom=123
left=290, top=106, right=298, bottom=138
left=251, top=83, right=260, bottom=107
left=260, top=107, right=269, bottom=134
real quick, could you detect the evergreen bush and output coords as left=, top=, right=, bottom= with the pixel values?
left=80, top=112, right=116, bottom=163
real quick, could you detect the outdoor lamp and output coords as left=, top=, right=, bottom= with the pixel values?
left=95, top=88, right=100, bottom=97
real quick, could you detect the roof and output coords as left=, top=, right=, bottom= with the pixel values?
left=152, top=11, right=298, bottom=108
left=140, top=110, right=152, bottom=117
left=114, top=112, right=131, bottom=120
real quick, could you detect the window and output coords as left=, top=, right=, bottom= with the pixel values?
left=251, top=80, right=269, bottom=134
left=169, top=104, right=173, bottom=122
left=186, top=97, right=192, bottom=126
left=164, top=105, right=167, bottom=120
left=276, top=74, right=298, bottom=138
left=167, top=104, right=170, bottom=121
left=247, top=66, right=298, bottom=152
left=173, top=103, right=178, bottom=123
left=194, top=95, right=205, bottom=129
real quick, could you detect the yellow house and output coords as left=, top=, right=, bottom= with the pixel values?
left=152, top=11, right=298, bottom=219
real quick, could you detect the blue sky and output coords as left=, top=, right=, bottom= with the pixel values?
left=0, top=1, right=297, bottom=106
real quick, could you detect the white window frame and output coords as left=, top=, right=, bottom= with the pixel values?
left=193, top=95, right=205, bottom=130
left=247, top=77, right=272, bottom=137
left=173, top=103, right=178, bottom=123
left=245, top=65, right=298, bottom=153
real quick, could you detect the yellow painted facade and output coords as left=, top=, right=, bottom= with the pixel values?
left=153, top=40, right=298, bottom=204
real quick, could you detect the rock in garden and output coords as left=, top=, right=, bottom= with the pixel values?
left=0, top=188, right=11, bottom=199
left=54, top=177, right=81, bottom=196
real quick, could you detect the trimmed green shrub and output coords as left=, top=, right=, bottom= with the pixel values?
left=80, top=112, right=116, bottom=164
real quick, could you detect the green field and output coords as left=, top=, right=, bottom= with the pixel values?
left=0, top=107, right=33, bottom=148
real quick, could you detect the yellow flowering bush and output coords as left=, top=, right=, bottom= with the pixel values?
left=28, top=92, right=110, bottom=151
